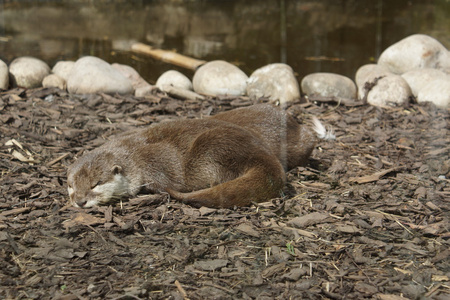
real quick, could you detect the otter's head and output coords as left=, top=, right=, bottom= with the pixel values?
left=67, top=151, right=130, bottom=208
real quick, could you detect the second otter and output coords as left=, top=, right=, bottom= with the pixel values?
left=67, top=104, right=333, bottom=208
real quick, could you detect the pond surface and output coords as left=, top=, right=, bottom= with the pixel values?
left=0, top=0, right=449, bottom=83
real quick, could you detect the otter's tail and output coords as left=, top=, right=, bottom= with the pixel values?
left=167, top=166, right=285, bottom=208
left=311, top=117, right=335, bottom=140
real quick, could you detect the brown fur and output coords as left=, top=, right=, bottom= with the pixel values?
left=67, top=104, right=320, bottom=208
left=211, top=104, right=318, bottom=170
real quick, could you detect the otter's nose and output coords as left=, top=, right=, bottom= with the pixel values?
left=75, top=199, right=87, bottom=208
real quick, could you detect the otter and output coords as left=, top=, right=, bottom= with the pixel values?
left=67, top=104, right=333, bottom=208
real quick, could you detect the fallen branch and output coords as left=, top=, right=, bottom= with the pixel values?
left=160, top=85, right=205, bottom=100
left=131, top=43, right=206, bottom=70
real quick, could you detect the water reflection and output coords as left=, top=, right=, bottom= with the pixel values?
left=0, top=0, right=448, bottom=83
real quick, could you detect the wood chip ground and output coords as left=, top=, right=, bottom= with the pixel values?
left=0, top=88, right=449, bottom=299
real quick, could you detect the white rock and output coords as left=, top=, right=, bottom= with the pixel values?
left=193, top=60, right=248, bottom=96
left=135, top=85, right=156, bottom=97
left=366, top=75, right=412, bottom=108
left=52, top=61, right=75, bottom=81
left=301, top=72, right=356, bottom=99
left=246, top=63, right=300, bottom=104
left=401, top=68, right=449, bottom=97
left=111, top=63, right=151, bottom=90
left=67, top=56, right=134, bottom=95
left=156, top=70, right=193, bottom=92
left=378, top=34, right=450, bottom=74
left=355, top=64, right=390, bottom=86
left=42, top=74, right=66, bottom=90
left=9, top=56, right=50, bottom=88
left=0, top=59, right=8, bottom=90
left=417, top=77, right=450, bottom=108
left=355, top=64, right=392, bottom=99
left=441, top=51, right=450, bottom=74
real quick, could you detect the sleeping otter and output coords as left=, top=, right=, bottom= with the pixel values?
left=67, top=104, right=333, bottom=208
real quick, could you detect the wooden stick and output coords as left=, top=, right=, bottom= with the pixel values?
left=47, top=152, right=70, bottom=166
left=131, top=43, right=206, bottom=70
left=160, top=85, right=205, bottom=100
left=174, top=280, right=189, bottom=299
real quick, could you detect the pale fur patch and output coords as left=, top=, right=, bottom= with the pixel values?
left=80, top=174, right=130, bottom=208
left=68, top=186, right=77, bottom=207
left=68, top=186, right=74, bottom=197
left=312, top=117, right=335, bottom=140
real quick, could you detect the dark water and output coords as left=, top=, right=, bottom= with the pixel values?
left=0, top=0, right=449, bottom=84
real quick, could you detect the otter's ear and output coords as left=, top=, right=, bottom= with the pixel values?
left=111, top=165, right=122, bottom=175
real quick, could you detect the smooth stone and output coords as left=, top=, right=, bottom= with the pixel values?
left=366, top=75, right=412, bottom=108
left=67, top=56, right=134, bottom=95
left=417, top=77, right=450, bottom=108
left=401, top=68, right=449, bottom=97
left=135, top=85, right=156, bottom=97
left=301, top=72, right=356, bottom=99
left=111, top=63, right=151, bottom=90
left=442, top=51, right=450, bottom=74
left=193, top=60, right=248, bottom=96
left=0, top=59, right=8, bottom=89
left=246, top=63, right=300, bottom=104
left=378, top=34, right=450, bottom=74
left=156, top=70, right=193, bottom=92
left=9, top=56, right=50, bottom=88
left=52, top=61, right=75, bottom=81
left=42, top=74, right=66, bottom=90
left=355, top=64, right=392, bottom=100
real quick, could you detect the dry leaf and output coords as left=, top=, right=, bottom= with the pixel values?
left=261, top=263, right=286, bottom=278
left=235, top=223, right=260, bottom=238
left=194, top=259, right=228, bottom=271
left=394, top=267, right=413, bottom=275
left=288, top=212, right=330, bottom=228
left=348, top=167, right=401, bottom=184
left=11, top=150, right=37, bottom=163
left=5, top=138, right=24, bottom=149
left=281, top=226, right=317, bottom=238
left=63, top=212, right=105, bottom=228
left=376, top=294, right=409, bottom=300
left=5, top=139, right=39, bottom=163
left=336, top=224, right=362, bottom=234
left=432, top=275, right=449, bottom=282
left=199, top=207, right=216, bottom=216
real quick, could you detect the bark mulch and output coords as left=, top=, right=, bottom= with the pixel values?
left=0, top=87, right=449, bottom=299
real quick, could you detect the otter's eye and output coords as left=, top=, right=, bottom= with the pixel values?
left=91, top=180, right=103, bottom=189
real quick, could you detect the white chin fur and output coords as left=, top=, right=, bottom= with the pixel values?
left=90, top=174, right=130, bottom=206
left=71, top=198, right=99, bottom=208
left=69, top=174, right=129, bottom=208
left=83, top=199, right=101, bottom=208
